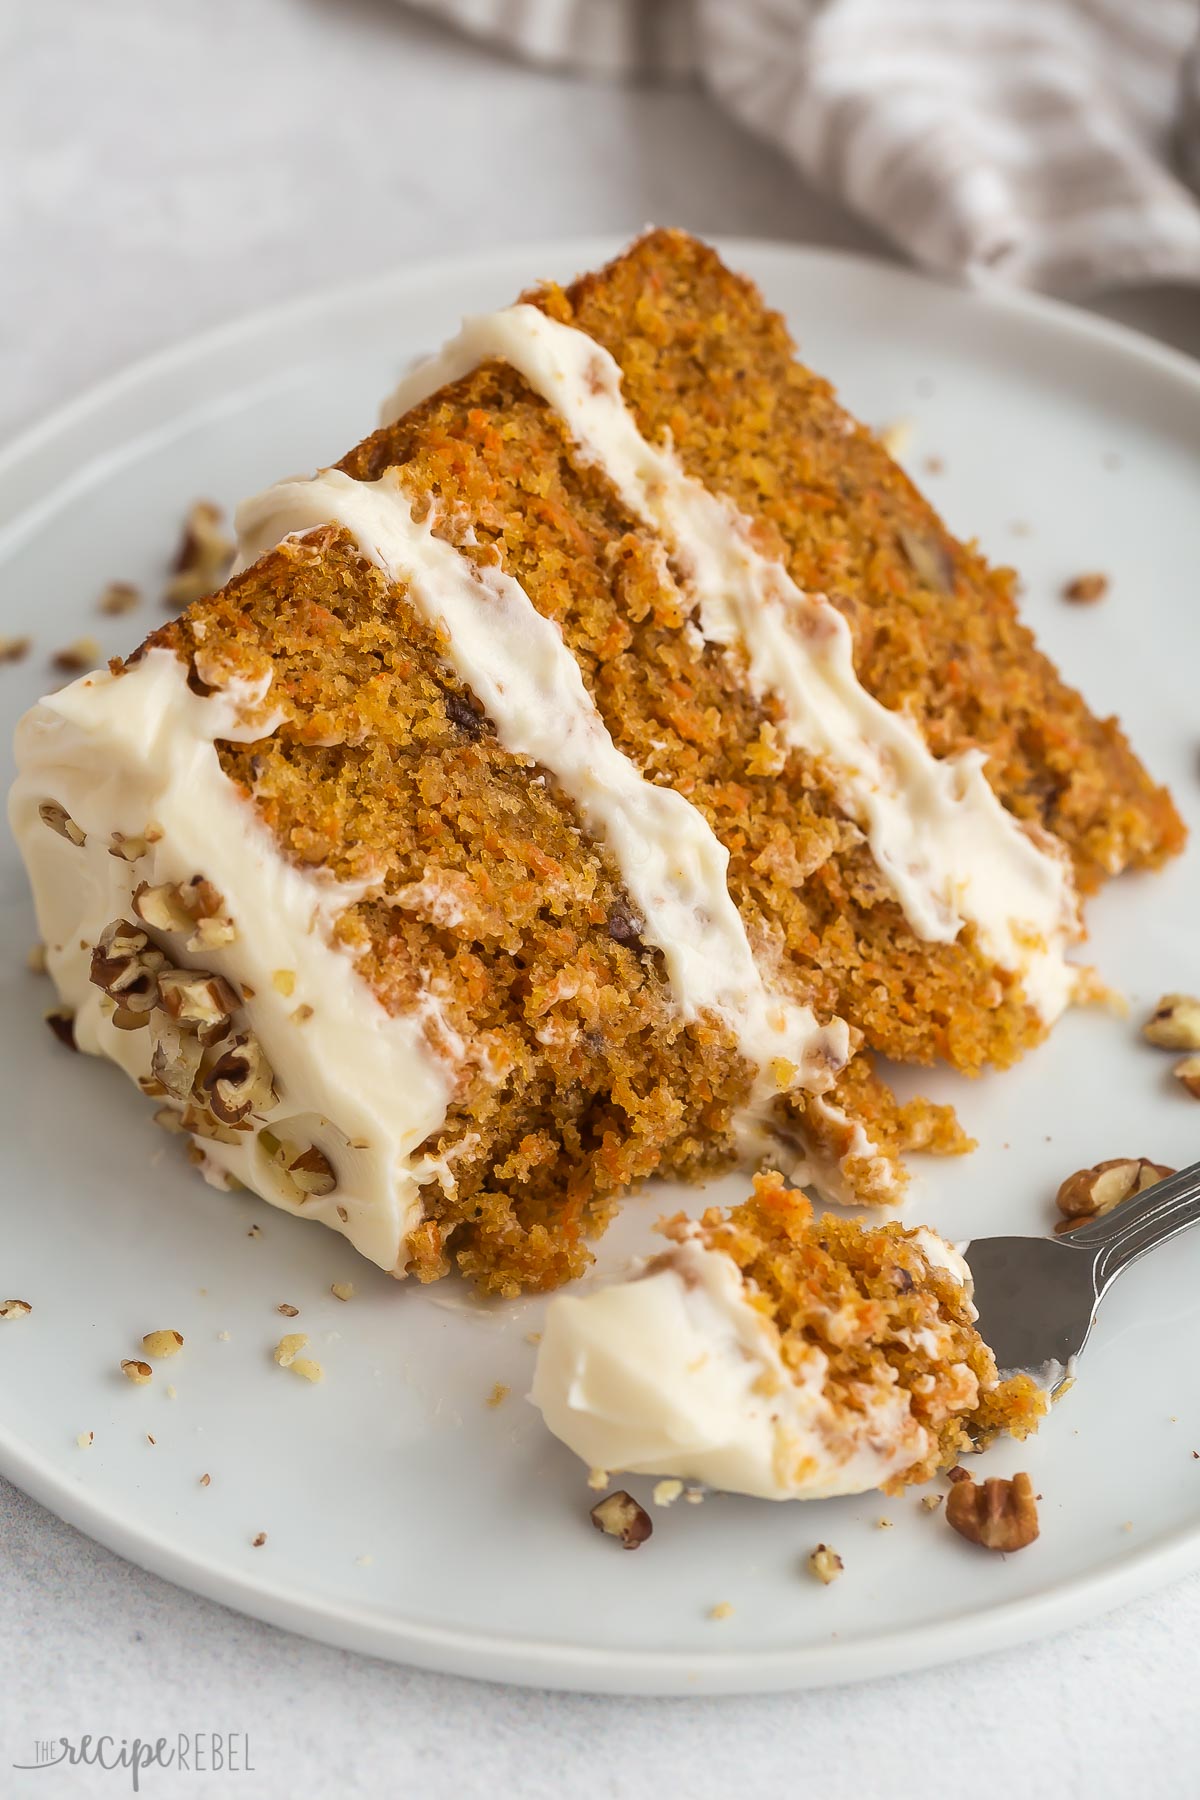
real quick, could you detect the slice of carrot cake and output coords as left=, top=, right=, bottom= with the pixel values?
left=531, top=1171, right=1046, bottom=1498
left=9, top=230, right=1182, bottom=1295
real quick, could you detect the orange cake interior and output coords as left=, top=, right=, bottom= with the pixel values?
left=677, top=1171, right=1046, bottom=1487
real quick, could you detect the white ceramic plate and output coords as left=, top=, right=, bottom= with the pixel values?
left=1, top=240, right=1198, bottom=1696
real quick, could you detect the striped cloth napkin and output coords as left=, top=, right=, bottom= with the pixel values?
left=404, top=0, right=1200, bottom=294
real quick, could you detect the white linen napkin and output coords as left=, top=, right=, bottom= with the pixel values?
left=402, top=0, right=1200, bottom=294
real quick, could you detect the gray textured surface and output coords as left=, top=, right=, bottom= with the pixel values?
left=2, top=2, right=1199, bottom=1794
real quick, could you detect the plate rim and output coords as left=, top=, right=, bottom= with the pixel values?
left=3, top=234, right=1199, bottom=1694
left=5, top=1416, right=1199, bottom=1695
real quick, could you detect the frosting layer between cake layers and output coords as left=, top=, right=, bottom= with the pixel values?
left=383, top=304, right=1081, bottom=1023
left=235, top=469, right=849, bottom=1113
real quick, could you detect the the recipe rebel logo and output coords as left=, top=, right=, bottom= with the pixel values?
left=12, top=1733, right=254, bottom=1790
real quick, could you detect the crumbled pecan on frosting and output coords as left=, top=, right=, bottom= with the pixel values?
left=287, top=1145, right=337, bottom=1197
left=157, top=969, right=240, bottom=1042
left=90, top=920, right=165, bottom=1029
left=38, top=799, right=86, bottom=847
left=133, top=878, right=236, bottom=951
left=149, top=1015, right=206, bottom=1099
left=88, top=910, right=277, bottom=1152
left=202, top=1032, right=276, bottom=1123
left=108, top=829, right=150, bottom=862
left=945, top=1471, right=1039, bottom=1551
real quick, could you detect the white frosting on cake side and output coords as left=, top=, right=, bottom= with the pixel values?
left=530, top=1228, right=932, bottom=1500
left=382, top=306, right=1081, bottom=1023
left=8, top=650, right=457, bottom=1274
left=235, top=467, right=851, bottom=1119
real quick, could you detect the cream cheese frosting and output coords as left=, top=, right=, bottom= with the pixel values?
left=235, top=466, right=852, bottom=1113
left=530, top=1226, right=939, bottom=1500
left=8, top=649, right=457, bottom=1273
left=383, top=304, right=1081, bottom=1022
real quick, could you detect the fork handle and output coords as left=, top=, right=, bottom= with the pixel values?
left=1060, top=1157, right=1200, bottom=1293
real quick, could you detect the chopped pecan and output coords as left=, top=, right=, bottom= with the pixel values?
left=133, top=877, right=234, bottom=951
left=51, top=636, right=101, bottom=673
left=945, top=1471, right=1039, bottom=1551
left=90, top=919, right=164, bottom=1024
left=132, top=881, right=194, bottom=934
left=107, top=830, right=149, bottom=862
left=1061, top=572, right=1109, bottom=604
left=45, top=1009, right=77, bottom=1050
left=808, top=1544, right=844, bottom=1584
left=1173, top=1054, right=1200, bottom=1100
left=98, top=581, right=141, bottom=616
left=157, top=969, right=240, bottom=1040
left=1144, top=994, right=1200, bottom=1052
left=178, top=1102, right=248, bottom=1146
left=1055, top=1157, right=1174, bottom=1231
left=38, top=799, right=86, bottom=847
left=149, top=1015, right=205, bottom=1099
left=286, top=1145, right=336, bottom=1197
left=590, top=1490, right=653, bottom=1549
left=202, top=1032, right=276, bottom=1123
left=164, top=501, right=233, bottom=612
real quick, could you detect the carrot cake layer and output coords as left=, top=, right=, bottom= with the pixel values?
left=9, top=231, right=1182, bottom=1293
left=532, top=1170, right=1046, bottom=1498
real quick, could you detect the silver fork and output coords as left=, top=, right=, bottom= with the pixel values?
left=966, top=1157, right=1200, bottom=1384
